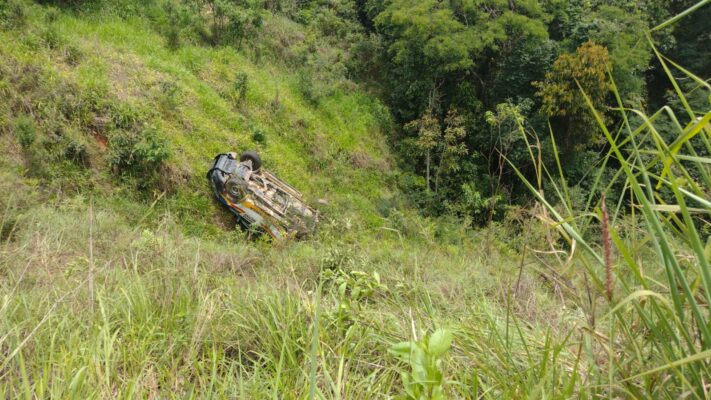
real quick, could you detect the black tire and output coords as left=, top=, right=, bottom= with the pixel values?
left=240, top=151, right=261, bottom=171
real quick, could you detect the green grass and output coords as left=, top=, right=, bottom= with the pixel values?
left=1, top=0, right=709, bottom=398
left=0, top=197, right=575, bottom=398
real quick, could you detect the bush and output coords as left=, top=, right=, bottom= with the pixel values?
left=62, top=43, right=83, bottom=65
left=156, top=80, right=181, bottom=112
left=41, top=25, right=64, bottom=49
left=206, top=1, right=263, bottom=47
left=105, top=101, right=151, bottom=131
left=61, top=127, right=91, bottom=167
left=250, top=125, right=266, bottom=145
left=108, top=127, right=169, bottom=186
left=14, top=116, right=36, bottom=149
left=162, top=1, right=182, bottom=49
left=295, top=45, right=348, bottom=104
left=232, top=72, right=248, bottom=105
left=0, top=0, right=27, bottom=29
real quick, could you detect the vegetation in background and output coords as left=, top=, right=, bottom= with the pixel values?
left=534, top=41, right=610, bottom=155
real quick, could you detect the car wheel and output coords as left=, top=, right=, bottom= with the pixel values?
left=240, top=151, right=262, bottom=171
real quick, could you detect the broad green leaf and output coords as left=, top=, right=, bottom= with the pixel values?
left=389, top=341, right=416, bottom=361
left=428, top=329, right=453, bottom=357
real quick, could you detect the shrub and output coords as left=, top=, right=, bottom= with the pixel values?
left=43, top=5, right=60, bottom=24
left=162, top=0, right=182, bottom=50
left=0, top=0, right=27, bottom=29
left=63, top=139, right=89, bottom=166
left=14, top=116, right=36, bottom=149
left=232, top=72, right=248, bottom=105
left=250, top=125, right=266, bottom=145
left=61, top=128, right=91, bottom=167
left=106, top=101, right=151, bottom=131
left=41, top=25, right=64, bottom=49
left=108, top=127, right=169, bottom=186
left=165, top=25, right=181, bottom=50
left=205, top=1, right=263, bottom=47
left=270, top=86, right=282, bottom=111
left=156, top=80, right=180, bottom=112
left=389, top=329, right=454, bottom=399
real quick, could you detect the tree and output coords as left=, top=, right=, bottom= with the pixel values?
left=405, top=107, right=469, bottom=193
left=484, top=99, right=531, bottom=198
left=534, top=40, right=610, bottom=153
left=572, top=5, right=651, bottom=104
left=435, top=109, right=468, bottom=193
left=405, top=108, right=439, bottom=192
left=201, top=0, right=262, bottom=47
left=374, top=0, right=475, bottom=121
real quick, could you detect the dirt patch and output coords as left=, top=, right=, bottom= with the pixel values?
left=350, top=149, right=391, bottom=171
left=93, top=132, right=108, bottom=150
left=349, top=150, right=373, bottom=169
left=156, top=162, right=192, bottom=194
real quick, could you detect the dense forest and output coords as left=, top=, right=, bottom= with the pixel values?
left=1, top=0, right=709, bottom=398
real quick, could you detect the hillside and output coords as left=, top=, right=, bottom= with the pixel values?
left=0, top=3, right=397, bottom=235
left=0, top=2, right=571, bottom=398
left=2, top=1, right=710, bottom=399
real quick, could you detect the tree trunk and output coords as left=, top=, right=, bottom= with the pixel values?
left=434, top=151, right=444, bottom=194
left=426, top=150, right=431, bottom=192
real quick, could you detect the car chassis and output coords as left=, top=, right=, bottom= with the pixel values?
left=207, top=151, right=318, bottom=239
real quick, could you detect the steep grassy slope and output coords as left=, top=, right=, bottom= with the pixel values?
left=0, top=3, right=394, bottom=236
left=0, top=3, right=576, bottom=398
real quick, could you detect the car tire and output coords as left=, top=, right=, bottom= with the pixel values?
left=240, top=151, right=262, bottom=171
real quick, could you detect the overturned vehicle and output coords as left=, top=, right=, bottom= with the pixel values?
left=207, top=151, right=318, bottom=239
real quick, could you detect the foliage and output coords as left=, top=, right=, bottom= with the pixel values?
left=108, top=127, right=169, bottom=185
left=405, top=108, right=439, bottom=192
left=14, top=115, right=37, bottom=149
left=534, top=41, right=610, bottom=152
left=250, top=124, right=266, bottom=145
left=232, top=71, right=248, bottom=105
left=0, top=0, right=27, bottom=29
left=201, top=0, right=263, bottom=47
left=436, top=110, right=468, bottom=192
left=405, top=108, right=468, bottom=194
left=575, top=5, right=651, bottom=103
left=389, top=329, right=454, bottom=400
left=156, top=80, right=181, bottom=112
left=15, top=0, right=705, bottom=221
left=159, top=0, right=208, bottom=48
left=322, top=267, right=388, bottom=326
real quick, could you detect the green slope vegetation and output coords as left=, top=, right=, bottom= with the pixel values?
left=0, top=2, right=572, bottom=398
left=0, top=3, right=395, bottom=237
